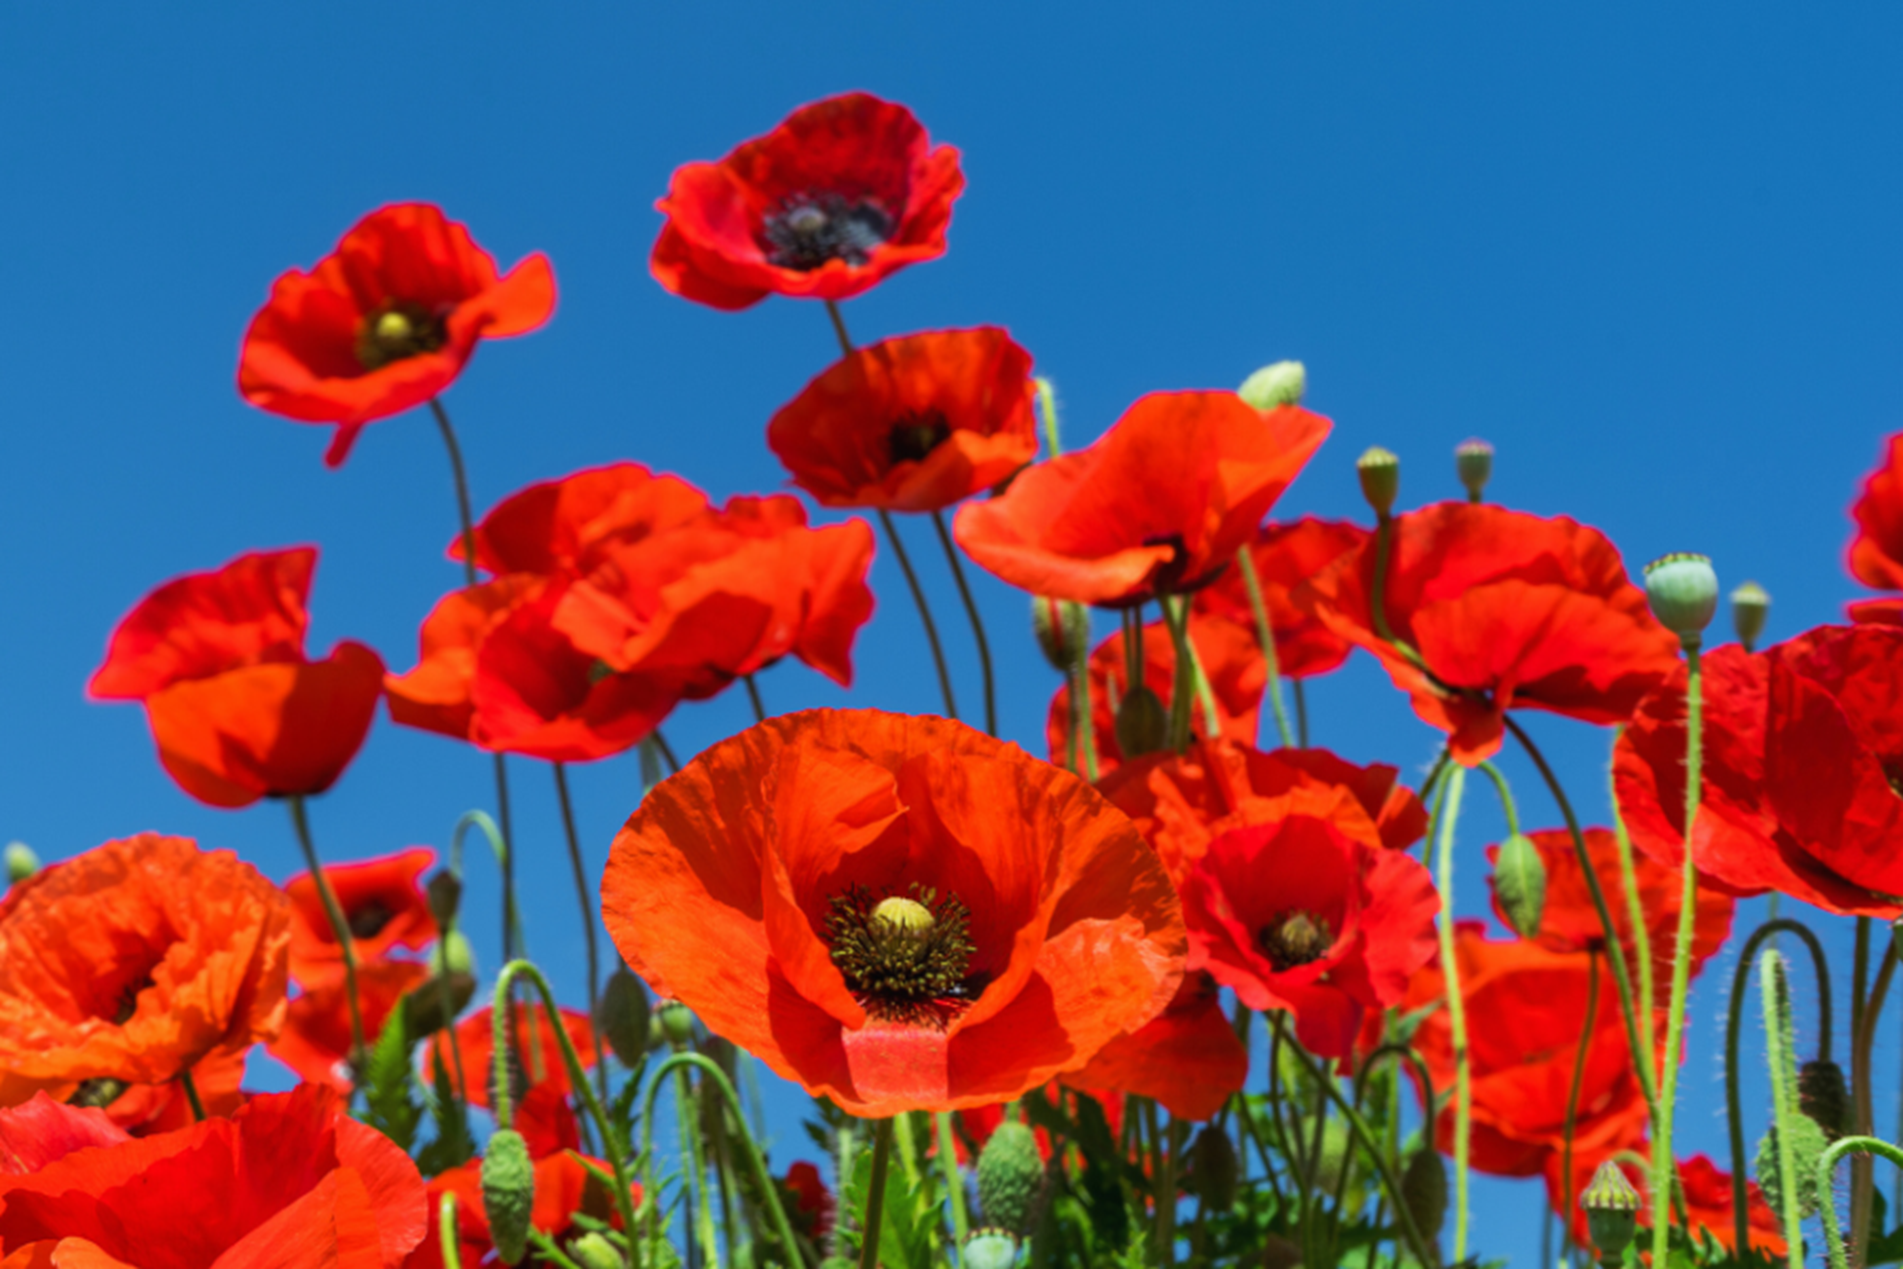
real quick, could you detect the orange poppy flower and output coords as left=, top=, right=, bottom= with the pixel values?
left=427, top=1003, right=599, bottom=1111
left=269, top=960, right=432, bottom=1092
left=954, top=392, right=1331, bottom=606
left=602, top=710, right=1185, bottom=1116
left=238, top=203, right=556, bottom=467
left=1063, top=971, right=1246, bottom=1121
left=651, top=93, right=964, bottom=311
left=1298, top=503, right=1679, bottom=765
left=0, top=833, right=289, bottom=1107
left=0, top=1084, right=426, bottom=1269
left=766, top=327, right=1039, bottom=512
left=454, top=462, right=711, bottom=579
left=1192, top=518, right=1367, bottom=679
left=1046, top=614, right=1264, bottom=776
left=88, top=548, right=385, bottom=808
left=286, top=848, right=435, bottom=989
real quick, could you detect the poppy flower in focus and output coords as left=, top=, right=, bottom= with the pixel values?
left=1848, top=432, right=1903, bottom=624
left=651, top=93, right=964, bottom=311
left=1193, top=518, right=1367, bottom=679
left=89, top=548, right=385, bottom=808
left=286, top=848, right=436, bottom=988
left=1298, top=503, right=1679, bottom=765
left=602, top=710, right=1185, bottom=1116
left=767, top=327, right=1039, bottom=512
left=269, top=960, right=432, bottom=1092
left=0, top=833, right=289, bottom=1107
left=1046, top=615, right=1264, bottom=777
left=238, top=203, right=556, bottom=467
left=0, top=1084, right=426, bottom=1269
left=1485, top=827, right=1734, bottom=984
left=1180, top=817, right=1437, bottom=1059
left=428, top=1003, right=599, bottom=1111
left=955, top=392, right=1331, bottom=606
left=1063, top=971, right=1246, bottom=1121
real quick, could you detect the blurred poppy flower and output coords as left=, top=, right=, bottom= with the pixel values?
left=1663, top=1154, right=1787, bottom=1257
left=767, top=327, right=1038, bottom=512
left=1298, top=504, right=1679, bottom=765
left=602, top=709, right=1184, bottom=1116
left=1485, top=827, right=1733, bottom=984
left=0, top=1094, right=127, bottom=1175
left=428, top=1003, right=599, bottom=1111
left=1848, top=432, right=1903, bottom=622
left=89, top=548, right=385, bottom=808
left=238, top=203, right=556, bottom=467
left=651, top=92, right=964, bottom=311
left=1181, top=816, right=1437, bottom=1059
left=955, top=391, right=1330, bottom=606
left=1046, top=615, right=1264, bottom=776
left=781, top=1160, right=835, bottom=1244
left=0, top=1084, right=425, bottom=1269
left=408, top=1147, right=638, bottom=1269
left=1193, top=518, right=1366, bottom=679
left=269, top=960, right=432, bottom=1092
left=286, top=848, right=436, bottom=988
left=0, top=833, right=289, bottom=1107
left=454, top=462, right=711, bottom=579
left=1063, top=971, right=1246, bottom=1121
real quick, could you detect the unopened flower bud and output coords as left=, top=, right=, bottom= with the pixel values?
left=571, top=1232, right=622, bottom=1269
left=429, top=931, right=476, bottom=979
left=1491, top=832, right=1547, bottom=940
left=1031, top=597, right=1089, bottom=671
left=1798, top=1057, right=1851, bottom=1140
left=1455, top=438, right=1493, bottom=503
left=1580, top=1159, right=1642, bottom=1264
left=1187, top=1125, right=1238, bottom=1210
left=977, top=1121, right=1045, bottom=1238
left=1644, top=553, right=1719, bottom=648
left=427, top=869, right=462, bottom=928
left=1238, top=360, right=1306, bottom=409
left=658, top=998, right=696, bottom=1050
left=1113, top=684, right=1169, bottom=759
left=597, top=967, right=652, bottom=1068
left=5, top=842, right=38, bottom=885
left=1757, top=1116, right=1829, bottom=1219
left=1731, top=580, right=1770, bottom=652
left=1400, top=1148, right=1448, bottom=1242
left=1356, top=447, right=1400, bottom=520
left=960, top=1232, right=1019, bottom=1269
left=481, top=1129, right=537, bottom=1266
left=404, top=968, right=475, bottom=1036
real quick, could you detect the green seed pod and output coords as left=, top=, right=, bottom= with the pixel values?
left=570, top=1233, right=621, bottom=1269
left=1238, top=360, right=1306, bottom=409
left=1031, top=597, right=1090, bottom=672
left=429, top=931, right=477, bottom=979
left=1643, top=552, right=1719, bottom=647
left=1798, top=1058, right=1852, bottom=1141
left=426, top=869, right=462, bottom=928
left=1491, top=832, right=1547, bottom=940
left=4, top=842, right=38, bottom=886
left=1455, top=438, right=1494, bottom=502
left=597, top=967, right=652, bottom=1068
left=481, top=1129, right=537, bottom=1266
left=1356, top=447, right=1400, bottom=519
left=977, top=1121, right=1045, bottom=1238
left=1731, top=580, right=1770, bottom=652
left=960, top=1232, right=1019, bottom=1269
left=1187, top=1126, right=1238, bottom=1210
left=1756, top=1115, right=1829, bottom=1219
left=1400, top=1147, right=1448, bottom=1241
left=657, top=999, right=696, bottom=1050
left=1580, top=1158, right=1642, bottom=1264
left=1114, top=684, right=1169, bottom=759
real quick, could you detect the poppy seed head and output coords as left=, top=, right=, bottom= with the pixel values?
left=827, top=883, right=977, bottom=1026
left=1258, top=909, right=1334, bottom=972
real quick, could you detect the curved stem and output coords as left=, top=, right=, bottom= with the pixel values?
left=1560, top=951, right=1602, bottom=1260
left=1432, top=766, right=1472, bottom=1261
left=743, top=675, right=768, bottom=725
left=1367, top=514, right=1425, bottom=670
left=453, top=810, right=523, bottom=957
left=931, top=510, right=996, bottom=736
left=1651, top=642, right=1702, bottom=1266
left=875, top=508, right=958, bottom=721
left=1332, top=1042, right=1441, bottom=1227
left=860, top=1118, right=894, bottom=1269
left=287, top=795, right=365, bottom=1068
left=1760, top=950, right=1806, bottom=1269
left=824, top=299, right=854, bottom=358
left=1235, top=550, right=1294, bottom=749
left=552, top=762, right=609, bottom=1100
left=1474, top=759, right=1521, bottom=837
left=1821, top=1137, right=1903, bottom=1269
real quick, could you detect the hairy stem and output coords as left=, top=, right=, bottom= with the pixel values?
left=1433, top=766, right=1472, bottom=1261
left=1651, top=643, right=1702, bottom=1265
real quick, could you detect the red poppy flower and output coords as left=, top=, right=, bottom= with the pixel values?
left=89, top=548, right=385, bottom=808
left=602, top=710, right=1185, bottom=1116
left=268, top=960, right=433, bottom=1092
left=651, top=93, right=963, bottom=311
left=238, top=203, right=556, bottom=467
left=1181, top=816, right=1437, bottom=1059
left=0, top=1084, right=426, bottom=1269
left=0, top=833, right=289, bottom=1107
left=1046, top=616, right=1264, bottom=777
left=455, top=462, right=712, bottom=580
left=427, top=1004, right=599, bottom=1112
left=1849, top=432, right=1903, bottom=612
left=766, top=328, right=1038, bottom=512
left=1193, top=518, right=1366, bottom=679
left=1485, top=827, right=1733, bottom=984
left=954, top=392, right=1331, bottom=606
left=782, top=1161, right=835, bottom=1244
left=0, top=1095, right=127, bottom=1175
left=1298, top=503, right=1679, bottom=765
left=1063, top=971, right=1246, bottom=1121
left=286, top=848, right=436, bottom=989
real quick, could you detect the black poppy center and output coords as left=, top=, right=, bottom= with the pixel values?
left=356, top=301, right=448, bottom=371
left=1258, top=910, right=1334, bottom=973
left=348, top=899, right=395, bottom=941
left=825, top=884, right=979, bottom=1026
left=762, top=193, right=892, bottom=271
left=888, top=410, right=952, bottom=466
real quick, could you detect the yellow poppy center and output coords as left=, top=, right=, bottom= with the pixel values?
left=826, top=884, right=976, bottom=1026
left=1258, top=910, right=1334, bottom=972
left=356, top=302, right=447, bottom=371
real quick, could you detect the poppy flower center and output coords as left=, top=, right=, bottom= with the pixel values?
left=356, top=302, right=448, bottom=371
left=1257, top=910, right=1334, bottom=972
left=347, top=899, right=395, bottom=940
left=762, top=194, right=893, bottom=271
left=888, top=411, right=952, bottom=466
left=825, top=884, right=978, bottom=1026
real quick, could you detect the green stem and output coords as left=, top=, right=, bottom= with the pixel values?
left=652, top=728, right=681, bottom=775
left=1474, top=759, right=1521, bottom=836
left=287, top=795, right=365, bottom=1070
left=860, top=1118, right=895, bottom=1269
left=744, top=674, right=768, bottom=725
left=1851, top=926, right=1897, bottom=1262
left=1560, top=951, right=1601, bottom=1261
left=877, top=508, right=959, bottom=722
left=936, top=1111, right=971, bottom=1244
left=1367, top=513, right=1425, bottom=670
left=439, top=1194, right=464, bottom=1269
left=1822, top=1137, right=1903, bottom=1269
left=931, top=509, right=997, bottom=736
left=1433, top=765, right=1472, bottom=1262
left=674, top=1065, right=718, bottom=1269
left=1294, top=679, right=1309, bottom=748
left=179, top=1068, right=207, bottom=1122
left=1235, top=550, right=1294, bottom=749
left=1760, top=950, right=1805, bottom=1269
left=552, top=762, right=609, bottom=1101
left=1651, top=642, right=1702, bottom=1266
left=1034, top=377, right=1062, bottom=457
left=824, top=299, right=854, bottom=358
left=1607, top=739, right=1656, bottom=1052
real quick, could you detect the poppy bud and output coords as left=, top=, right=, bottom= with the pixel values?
left=1238, top=360, right=1306, bottom=409
left=1031, top=597, right=1089, bottom=672
left=481, top=1129, right=537, bottom=1266
left=1455, top=438, right=1493, bottom=502
left=658, top=998, right=696, bottom=1050
left=977, top=1121, right=1045, bottom=1237
left=1731, top=580, right=1770, bottom=652
left=1400, top=1147, right=1448, bottom=1241
left=1798, top=1057, right=1851, bottom=1140
left=429, top=931, right=477, bottom=979
left=1756, top=1116, right=1828, bottom=1219
left=1580, top=1159, right=1641, bottom=1264
left=597, top=966, right=652, bottom=1068
left=1187, top=1125, right=1238, bottom=1209
left=427, top=869, right=462, bottom=928
left=571, top=1233, right=622, bottom=1269
left=1491, top=832, right=1547, bottom=939
left=404, top=971, right=476, bottom=1037
left=1113, top=685, right=1169, bottom=759
left=1643, top=552, right=1719, bottom=649
left=960, top=1231, right=1019, bottom=1269
left=4, top=842, right=37, bottom=886
left=1356, top=447, right=1400, bottom=520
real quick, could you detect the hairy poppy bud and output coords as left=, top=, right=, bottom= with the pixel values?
left=1356, top=447, right=1400, bottom=520
left=1491, top=832, right=1547, bottom=939
left=1400, top=1148, right=1448, bottom=1241
left=571, top=1234, right=621, bottom=1269
left=1187, top=1126, right=1238, bottom=1209
left=1455, top=438, right=1493, bottom=502
left=1031, top=597, right=1089, bottom=672
left=429, top=931, right=476, bottom=979
left=960, top=1232, right=1019, bottom=1269
left=1798, top=1058, right=1851, bottom=1140
left=482, top=1129, right=537, bottom=1266
left=1114, top=684, right=1169, bottom=759
left=427, top=869, right=462, bottom=928
left=1644, top=552, right=1719, bottom=648
left=1756, top=1116, right=1828, bottom=1219
left=1238, top=360, right=1306, bottom=409
left=597, top=967, right=652, bottom=1068
left=658, top=999, right=696, bottom=1050
left=1580, top=1158, right=1641, bottom=1264
left=977, top=1121, right=1045, bottom=1237
left=4, top=842, right=37, bottom=886
left=1731, top=580, right=1770, bottom=652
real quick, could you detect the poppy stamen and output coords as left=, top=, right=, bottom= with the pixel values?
left=1258, top=910, right=1334, bottom=972
left=356, top=302, right=448, bottom=371
left=825, top=883, right=976, bottom=1027
left=762, top=194, right=893, bottom=272
left=888, top=410, right=952, bottom=465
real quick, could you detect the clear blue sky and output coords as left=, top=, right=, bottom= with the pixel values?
left=4, top=5, right=1900, bottom=1262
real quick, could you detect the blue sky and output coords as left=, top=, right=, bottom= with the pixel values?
left=3, top=4, right=1901, bottom=1262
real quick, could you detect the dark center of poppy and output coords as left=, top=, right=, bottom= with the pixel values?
left=356, top=301, right=448, bottom=371
left=348, top=899, right=395, bottom=940
left=67, top=1078, right=129, bottom=1110
left=762, top=193, right=892, bottom=271
left=1257, top=910, right=1334, bottom=972
left=825, top=883, right=978, bottom=1026
left=888, top=410, right=952, bottom=466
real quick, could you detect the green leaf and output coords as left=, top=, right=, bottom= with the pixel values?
left=361, top=999, right=423, bottom=1150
